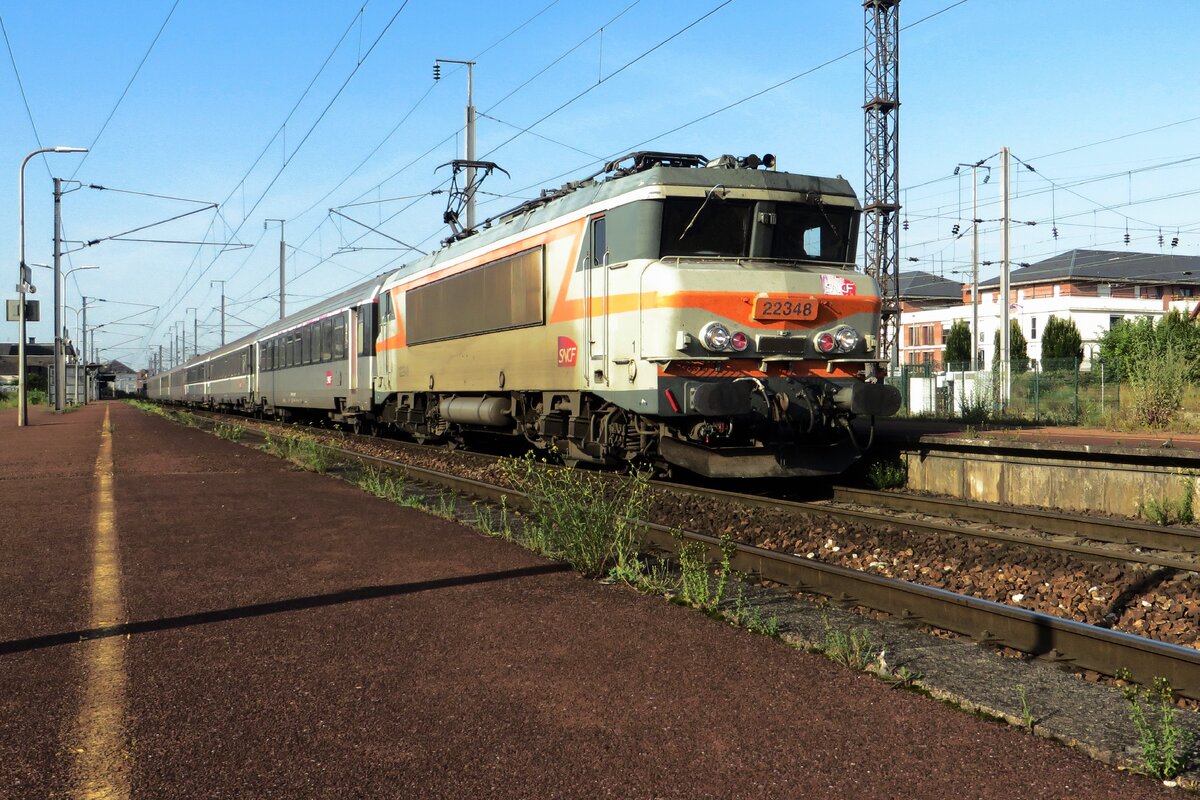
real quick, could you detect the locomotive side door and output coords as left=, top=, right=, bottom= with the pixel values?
left=583, top=214, right=609, bottom=387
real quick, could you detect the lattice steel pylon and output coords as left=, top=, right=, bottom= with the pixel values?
left=863, top=0, right=900, bottom=368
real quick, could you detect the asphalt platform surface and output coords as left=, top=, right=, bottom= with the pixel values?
left=0, top=401, right=1180, bottom=798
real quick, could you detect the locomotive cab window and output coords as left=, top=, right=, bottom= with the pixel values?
left=660, top=198, right=851, bottom=263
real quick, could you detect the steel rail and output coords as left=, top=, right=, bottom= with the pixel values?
left=205, top=418, right=1200, bottom=700
left=830, top=486, right=1200, bottom=555
left=649, top=481, right=1200, bottom=573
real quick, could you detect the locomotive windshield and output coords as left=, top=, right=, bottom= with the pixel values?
left=660, top=197, right=852, bottom=263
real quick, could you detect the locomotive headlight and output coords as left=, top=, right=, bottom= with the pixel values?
left=815, top=332, right=837, bottom=353
left=729, top=331, right=749, bottom=352
left=700, top=322, right=732, bottom=351
left=834, top=325, right=860, bottom=352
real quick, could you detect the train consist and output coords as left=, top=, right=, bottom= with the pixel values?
left=147, top=151, right=901, bottom=477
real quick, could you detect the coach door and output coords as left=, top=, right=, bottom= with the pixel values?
left=583, top=214, right=609, bottom=387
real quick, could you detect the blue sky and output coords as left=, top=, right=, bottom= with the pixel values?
left=2, top=0, right=1198, bottom=368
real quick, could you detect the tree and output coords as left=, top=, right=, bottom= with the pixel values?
left=944, top=320, right=972, bottom=368
left=993, top=320, right=1029, bottom=373
left=1099, top=311, right=1200, bottom=382
left=1040, top=316, right=1083, bottom=368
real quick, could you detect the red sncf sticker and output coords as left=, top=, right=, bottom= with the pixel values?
left=557, top=336, right=578, bottom=367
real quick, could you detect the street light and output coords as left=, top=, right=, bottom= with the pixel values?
left=28, top=262, right=98, bottom=408
left=16, top=146, right=87, bottom=425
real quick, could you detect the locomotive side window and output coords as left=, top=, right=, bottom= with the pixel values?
left=407, top=246, right=544, bottom=345
left=591, top=216, right=606, bottom=267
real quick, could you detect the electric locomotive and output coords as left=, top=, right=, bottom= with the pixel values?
left=371, top=151, right=900, bottom=477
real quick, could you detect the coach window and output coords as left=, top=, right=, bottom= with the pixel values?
left=358, top=303, right=376, bottom=356
left=333, top=316, right=346, bottom=359
left=321, top=318, right=333, bottom=362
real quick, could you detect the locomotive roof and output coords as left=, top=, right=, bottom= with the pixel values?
left=386, top=157, right=859, bottom=285
left=155, top=156, right=859, bottom=375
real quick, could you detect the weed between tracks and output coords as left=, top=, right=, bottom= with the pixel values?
left=1139, top=475, right=1195, bottom=526
left=1117, top=671, right=1194, bottom=780
left=261, top=433, right=335, bottom=473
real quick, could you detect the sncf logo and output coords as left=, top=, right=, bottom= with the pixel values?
left=557, top=336, right=578, bottom=367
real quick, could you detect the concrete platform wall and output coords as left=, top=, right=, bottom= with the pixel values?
left=903, top=446, right=1200, bottom=518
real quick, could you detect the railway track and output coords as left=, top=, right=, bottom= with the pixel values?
left=671, top=483, right=1200, bottom=573
left=174, top=406, right=1200, bottom=699
left=830, top=486, right=1200, bottom=556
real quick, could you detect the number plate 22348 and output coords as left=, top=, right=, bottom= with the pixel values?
left=753, top=296, right=818, bottom=321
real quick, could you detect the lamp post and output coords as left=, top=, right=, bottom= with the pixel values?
left=61, top=266, right=98, bottom=406
left=29, top=262, right=97, bottom=408
left=16, top=145, right=86, bottom=426
left=80, top=296, right=106, bottom=405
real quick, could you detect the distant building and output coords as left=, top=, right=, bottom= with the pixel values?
left=102, top=360, right=140, bottom=397
left=897, top=271, right=964, bottom=368
left=897, top=250, right=1200, bottom=370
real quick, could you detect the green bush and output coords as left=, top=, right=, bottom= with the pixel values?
left=1125, top=351, right=1187, bottom=428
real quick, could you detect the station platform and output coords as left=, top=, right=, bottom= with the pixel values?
left=871, top=415, right=1200, bottom=455
left=0, top=401, right=1177, bottom=798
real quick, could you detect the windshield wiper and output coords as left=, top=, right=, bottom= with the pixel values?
left=679, top=184, right=726, bottom=240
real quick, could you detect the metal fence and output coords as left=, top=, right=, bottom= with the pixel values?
left=886, top=358, right=1123, bottom=424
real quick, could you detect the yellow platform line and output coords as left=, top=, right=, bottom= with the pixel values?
left=71, top=404, right=129, bottom=799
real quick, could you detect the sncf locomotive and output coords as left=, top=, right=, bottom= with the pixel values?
left=147, top=151, right=901, bottom=478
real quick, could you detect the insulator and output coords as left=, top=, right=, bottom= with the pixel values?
left=1172, top=237, right=1180, bottom=248
left=1124, top=232, right=1130, bottom=245
left=433, top=63, right=441, bottom=81
left=902, top=219, right=909, bottom=231
left=1052, top=226, right=1059, bottom=239
left=1159, top=233, right=1164, bottom=246
left=951, top=223, right=960, bottom=236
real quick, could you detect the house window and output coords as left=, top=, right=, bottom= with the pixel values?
left=1109, top=315, right=1123, bottom=329
left=1030, top=317, right=1037, bottom=340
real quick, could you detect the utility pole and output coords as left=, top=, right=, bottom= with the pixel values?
left=434, top=58, right=478, bottom=230
left=264, top=219, right=286, bottom=319
left=1000, top=146, right=1011, bottom=408
left=187, top=307, right=197, bottom=359
left=211, top=280, right=226, bottom=345
left=972, top=167, right=980, bottom=370
left=956, top=162, right=989, bottom=371
left=81, top=298, right=90, bottom=405
left=863, top=0, right=901, bottom=370
left=181, top=319, right=187, bottom=365
left=52, top=178, right=64, bottom=412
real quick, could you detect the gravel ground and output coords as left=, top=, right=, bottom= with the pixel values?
left=0, top=401, right=1189, bottom=797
